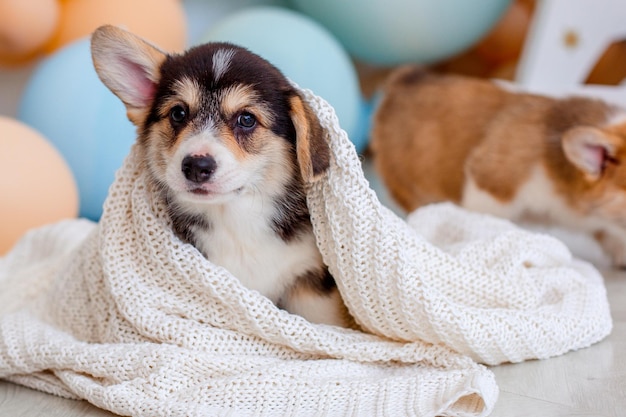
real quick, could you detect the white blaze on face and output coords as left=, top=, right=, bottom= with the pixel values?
left=212, top=48, right=236, bottom=82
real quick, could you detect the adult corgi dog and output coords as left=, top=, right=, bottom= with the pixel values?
left=91, top=25, right=350, bottom=326
left=372, top=67, right=626, bottom=267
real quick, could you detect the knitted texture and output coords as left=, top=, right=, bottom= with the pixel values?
left=0, top=88, right=612, bottom=417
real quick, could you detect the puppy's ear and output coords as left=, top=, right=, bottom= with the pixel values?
left=289, top=93, right=330, bottom=182
left=562, top=126, right=620, bottom=181
left=91, top=25, right=167, bottom=125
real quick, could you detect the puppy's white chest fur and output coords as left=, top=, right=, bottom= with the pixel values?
left=191, top=194, right=322, bottom=303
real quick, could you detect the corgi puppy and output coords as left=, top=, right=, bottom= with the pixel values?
left=91, top=25, right=350, bottom=326
left=372, top=67, right=626, bottom=267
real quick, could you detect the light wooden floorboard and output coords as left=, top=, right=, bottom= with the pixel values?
left=0, top=380, right=117, bottom=417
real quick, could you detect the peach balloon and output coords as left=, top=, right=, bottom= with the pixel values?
left=44, top=0, right=187, bottom=53
left=0, top=117, right=79, bottom=255
left=0, top=0, right=59, bottom=64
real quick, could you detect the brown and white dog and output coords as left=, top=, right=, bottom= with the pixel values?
left=91, top=25, right=350, bottom=326
left=372, top=67, right=626, bottom=267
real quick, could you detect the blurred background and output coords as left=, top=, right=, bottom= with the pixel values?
left=1, top=0, right=624, bottom=254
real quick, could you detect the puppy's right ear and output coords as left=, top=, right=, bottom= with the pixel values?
left=91, top=25, right=167, bottom=125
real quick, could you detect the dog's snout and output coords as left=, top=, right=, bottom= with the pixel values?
left=182, top=155, right=217, bottom=183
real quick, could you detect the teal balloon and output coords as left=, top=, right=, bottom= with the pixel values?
left=291, top=0, right=512, bottom=65
left=200, top=6, right=364, bottom=151
left=18, top=38, right=135, bottom=221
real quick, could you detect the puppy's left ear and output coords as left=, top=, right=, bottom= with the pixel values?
left=289, top=93, right=330, bottom=182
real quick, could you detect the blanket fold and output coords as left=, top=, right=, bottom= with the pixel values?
left=0, top=87, right=612, bottom=417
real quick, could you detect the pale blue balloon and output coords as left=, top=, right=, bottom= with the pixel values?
left=200, top=6, right=365, bottom=151
left=181, top=0, right=290, bottom=45
left=292, top=0, right=513, bottom=65
left=18, top=38, right=135, bottom=221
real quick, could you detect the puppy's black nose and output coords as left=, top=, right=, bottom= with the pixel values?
left=181, top=155, right=217, bottom=183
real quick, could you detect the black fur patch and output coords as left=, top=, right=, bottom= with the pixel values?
left=295, top=267, right=337, bottom=295
left=271, top=175, right=312, bottom=242
left=165, top=193, right=212, bottom=245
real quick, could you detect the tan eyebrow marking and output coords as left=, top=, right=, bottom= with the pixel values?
left=221, top=85, right=274, bottom=127
left=156, top=77, right=201, bottom=116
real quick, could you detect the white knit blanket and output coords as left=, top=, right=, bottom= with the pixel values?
left=0, top=88, right=612, bottom=417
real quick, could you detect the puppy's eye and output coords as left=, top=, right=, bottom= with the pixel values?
left=169, top=105, right=187, bottom=124
left=237, top=112, right=256, bottom=129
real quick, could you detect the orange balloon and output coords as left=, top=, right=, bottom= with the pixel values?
left=474, top=0, right=532, bottom=64
left=44, top=0, right=187, bottom=53
left=0, top=0, right=59, bottom=63
left=0, top=117, right=79, bottom=255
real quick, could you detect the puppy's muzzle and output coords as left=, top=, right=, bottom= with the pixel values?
left=182, top=155, right=217, bottom=184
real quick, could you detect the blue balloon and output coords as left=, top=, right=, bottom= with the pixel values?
left=200, top=6, right=365, bottom=151
left=181, top=0, right=290, bottom=45
left=292, top=0, right=512, bottom=65
left=353, top=96, right=378, bottom=153
left=18, top=38, right=135, bottom=221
